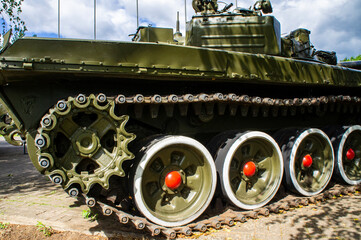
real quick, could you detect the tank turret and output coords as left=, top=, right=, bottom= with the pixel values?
left=187, top=0, right=281, bottom=55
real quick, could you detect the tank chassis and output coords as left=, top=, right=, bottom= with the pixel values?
left=0, top=0, right=361, bottom=237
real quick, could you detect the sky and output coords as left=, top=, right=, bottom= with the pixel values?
left=16, top=0, right=361, bottom=60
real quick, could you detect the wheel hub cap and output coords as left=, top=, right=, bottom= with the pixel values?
left=346, top=148, right=355, bottom=160
left=73, top=128, right=100, bottom=158
left=243, top=161, right=257, bottom=177
left=165, top=171, right=182, bottom=190
left=302, top=154, right=313, bottom=168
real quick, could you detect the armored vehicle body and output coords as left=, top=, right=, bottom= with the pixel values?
left=0, top=0, right=360, bottom=236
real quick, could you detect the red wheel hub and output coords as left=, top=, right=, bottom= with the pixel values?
left=243, top=161, right=257, bottom=177
left=165, top=171, right=182, bottom=190
left=302, top=154, right=313, bottom=168
left=346, top=148, right=355, bottom=160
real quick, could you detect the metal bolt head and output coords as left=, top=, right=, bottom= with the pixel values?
left=52, top=175, right=63, bottom=185
left=86, top=198, right=96, bottom=207
left=135, top=94, right=144, bottom=103
left=38, top=158, right=50, bottom=168
left=56, top=101, right=67, bottom=111
left=153, top=95, right=161, bottom=103
left=68, top=188, right=79, bottom=198
left=42, top=117, right=52, bottom=127
left=104, top=208, right=112, bottom=216
left=116, top=95, right=126, bottom=104
left=153, top=228, right=161, bottom=235
left=137, top=222, right=145, bottom=229
left=97, top=93, right=106, bottom=103
left=35, top=135, right=46, bottom=148
left=121, top=216, right=129, bottom=224
left=76, top=94, right=86, bottom=103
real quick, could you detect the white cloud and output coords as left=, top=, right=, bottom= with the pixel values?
left=20, top=0, right=360, bottom=60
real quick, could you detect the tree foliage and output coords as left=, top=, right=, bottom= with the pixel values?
left=0, top=0, right=27, bottom=41
left=342, top=54, right=361, bottom=62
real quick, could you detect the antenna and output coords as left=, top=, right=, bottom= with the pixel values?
left=174, top=11, right=182, bottom=38
left=58, top=0, right=60, bottom=38
left=136, top=0, right=139, bottom=28
left=184, top=0, right=187, bottom=30
left=94, top=0, right=96, bottom=40
left=176, top=11, right=180, bottom=33
left=236, top=0, right=238, bottom=7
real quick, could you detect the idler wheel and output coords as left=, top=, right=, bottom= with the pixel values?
left=131, top=135, right=217, bottom=227
left=327, top=125, right=361, bottom=185
left=275, top=128, right=334, bottom=196
left=210, top=131, right=283, bottom=210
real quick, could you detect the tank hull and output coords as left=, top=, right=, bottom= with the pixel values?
left=1, top=37, right=360, bottom=131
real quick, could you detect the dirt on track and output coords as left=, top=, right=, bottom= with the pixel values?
left=0, top=139, right=360, bottom=240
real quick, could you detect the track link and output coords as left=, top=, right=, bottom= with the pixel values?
left=84, top=183, right=361, bottom=238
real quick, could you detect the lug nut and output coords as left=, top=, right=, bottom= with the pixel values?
left=51, top=175, right=63, bottom=185
left=35, top=135, right=46, bottom=148
left=38, top=158, right=50, bottom=168
left=56, top=100, right=67, bottom=111
left=68, top=188, right=79, bottom=197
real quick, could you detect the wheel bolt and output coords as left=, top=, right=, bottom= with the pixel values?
left=35, top=135, right=46, bottom=148
left=68, top=188, right=79, bottom=197
left=56, top=100, right=67, bottom=111
left=38, top=158, right=50, bottom=168
left=51, top=175, right=63, bottom=185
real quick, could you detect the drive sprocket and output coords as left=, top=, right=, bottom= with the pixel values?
left=34, top=94, right=135, bottom=194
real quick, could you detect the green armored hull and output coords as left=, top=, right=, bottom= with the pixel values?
left=0, top=0, right=360, bottom=236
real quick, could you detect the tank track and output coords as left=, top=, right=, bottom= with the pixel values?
left=34, top=92, right=361, bottom=238
left=84, top=183, right=361, bottom=239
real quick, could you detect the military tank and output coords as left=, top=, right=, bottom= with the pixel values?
left=0, top=0, right=360, bottom=237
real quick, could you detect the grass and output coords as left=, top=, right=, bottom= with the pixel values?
left=82, top=208, right=98, bottom=222
left=0, top=222, right=9, bottom=229
left=36, top=221, right=54, bottom=237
